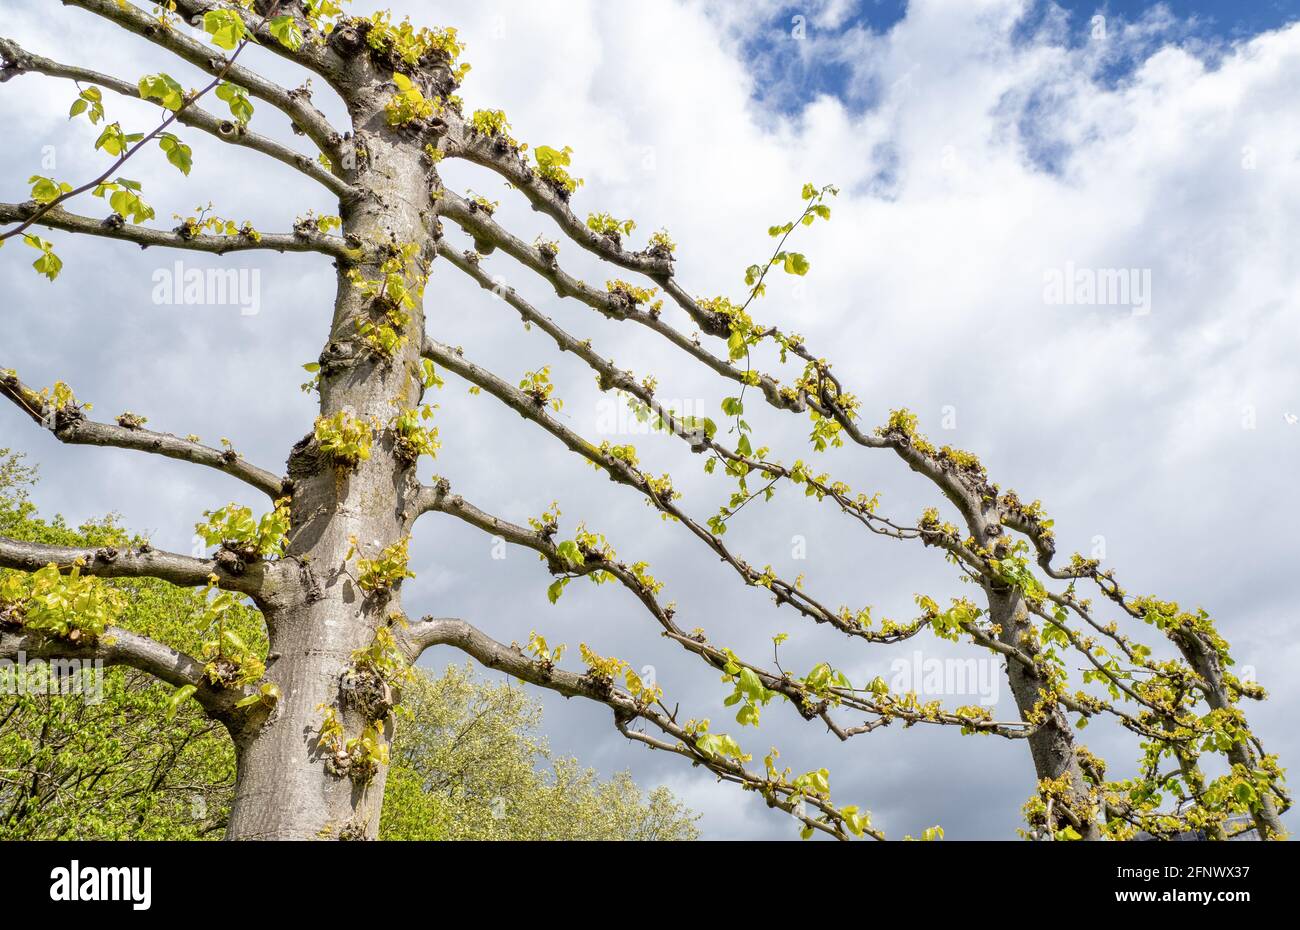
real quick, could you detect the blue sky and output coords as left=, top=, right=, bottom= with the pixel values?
left=743, top=1, right=1300, bottom=112
left=1065, top=0, right=1299, bottom=35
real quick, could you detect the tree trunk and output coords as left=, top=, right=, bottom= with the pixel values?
left=1173, top=629, right=1285, bottom=839
left=225, top=74, right=436, bottom=839
left=989, top=587, right=1102, bottom=840
left=226, top=600, right=396, bottom=840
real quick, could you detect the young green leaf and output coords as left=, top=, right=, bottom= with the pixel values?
left=203, top=9, right=249, bottom=50
left=166, top=684, right=198, bottom=719
left=158, top=133, right=193, bottom=175
left=28, top=175, right=71, bottom=204
left=216, top=82, right=254, bottom=124
left=22, top=234, right=63, bottom=281
left=268, top=14, right=304, bottom=50
left=137, top=72, right=186, bottom=112
left=782, top=252, right=810, bottom=276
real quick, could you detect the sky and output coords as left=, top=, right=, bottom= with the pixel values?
left=1, top=0, right=1298, bottom=840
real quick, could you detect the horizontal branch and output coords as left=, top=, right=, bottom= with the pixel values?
left=1, top=371, right=286, bottom=500
left=442, top=117, right=673, bottom=278
left=421, top=337, right=894, bottom=641
left=0, top=202, right=357, bottom=259
left=0, top=624, right=248, bottom=721
left=169, top=0, right=349, bottom=89
left=435, top=193, right=804, bottom=416
left=0, top=36, right=353, bottom=200
left=63, top=0, right=347, bottom=165
left=401, top=615, right=880, bottom=840
left=418, top=479, right=1033, bottom=741
left=439, top=131, right=870, bottom=437
left=436, top=191, right=1001, bottom=602
left=437, top=240, right=925, bottom=547
left=0, top=537, right=270, bottom=602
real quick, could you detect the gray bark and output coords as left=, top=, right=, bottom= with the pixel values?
left=889, top=438, right=1103, bottom=839
left=1172, top=629, right=1285, bottom=839
left=988, top=587, right=1102, bottom=840
left=224, top=61, right=437, bottom=840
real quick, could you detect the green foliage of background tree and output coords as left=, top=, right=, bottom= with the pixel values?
left=0, top=1, right=1288, bottom=841
left=381, top=665, right=697, bottom=841
left=0, top=453, right=695, bottom=840
left=0, top=452, right=242, bottom=838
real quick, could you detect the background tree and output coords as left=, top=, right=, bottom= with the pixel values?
left=0, top=451, right=243, bottom=839
left=0, top=1, right=1288, bottom=840
left=380, top=663, right=698, bottom=841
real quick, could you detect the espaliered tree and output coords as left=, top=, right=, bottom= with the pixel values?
left=0, top=1, right=1288, bottom=841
